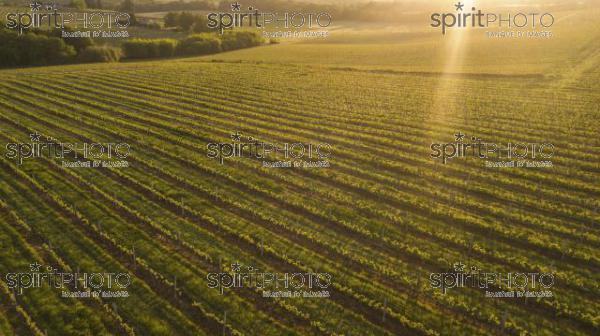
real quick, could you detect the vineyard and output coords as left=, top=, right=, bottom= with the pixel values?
left=0, top=2, right=599, bottom=336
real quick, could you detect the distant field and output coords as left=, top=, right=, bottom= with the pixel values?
left=0, top=2, right=598, bottom=336
left=208, top=8, right=599, bottom=76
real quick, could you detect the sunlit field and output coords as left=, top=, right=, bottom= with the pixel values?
left=0, top=0, right=598, bottom=335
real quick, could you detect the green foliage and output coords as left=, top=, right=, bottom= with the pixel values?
left=176, top=34, right=221, bottom=56
left=163, top=11, right=213, bottom=32
left=84, top=0, right=102, bottom=8
left=177, top=12, right=195, bottom=31
left=119, top=0, right=134, bottom=12
left=121, top=32, right=263, bottom=59
left=122, top=38, right=177, bottom=59
left=163, top=12, right=179, bottom=28
left=136, top=0, right=213, bottom=13
left=220, top=31, right=263, bottom=51
left=44, top=27, right=94, bottom=53
left=69, top=0, right=87, bottom=9
left=146, top=21, right=162, bottom=30
left=191, top=15, right=211, bottom=33
left=156, top=39, right=177, bottom=57
left=0, top=30, right=76, bottom=67
left=77, top=46, right=121, bottom=63
left=119, top=0, right=137, bottom=25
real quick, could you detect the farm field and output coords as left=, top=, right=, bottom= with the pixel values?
left=0, top=1, right=599, bottom=336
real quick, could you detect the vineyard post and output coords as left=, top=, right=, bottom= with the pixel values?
left=466, top=172, right=471, bottom=185
left=223, top=311, right=227, bottom=336
left=467, top=237, right=474, bottom=266
left=335, top=319, right=344, bottom=335
left=132, top=245, right=136, bottom=267
left=379, top=225, right=386, bottom=238
left=260, top=237, right=264, bottom=256
left=382, top=297, right=387, bottom=322
left=173, top=276, right=177, bottom=298
left=500, top=310, right=508, bottom=331
left=438, top=312, right=444, bottom=332
left=414, top=275, right=421, bottom=303
left=218, top=257, right=224, bottom=295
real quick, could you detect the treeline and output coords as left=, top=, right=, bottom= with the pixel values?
left=163, top=11, right=213, bottom=32
left=131, top=0, right=422, bottom=23
left=0, top=25, right=122, bottom=67
left=136, top=0, right=214, bottom=13
left=0, top=27, right=262, bottom=68
left=0, top=29, right=76, bottom=67
left=122, top=31, right=262, bottom=59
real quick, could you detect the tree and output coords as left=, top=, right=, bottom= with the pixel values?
left=191, top=15, right=211, bottom=33
left=163, top=12, right=179, bottom=28
left=0, top=30, right=76, bottom=67
left=70, top=0, right=87, bottom=9
left=48, top=27, right=94, bottom=52
left=178, top=12, right=195, bottom=31
left=119, top=0, right=137, bottom=25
